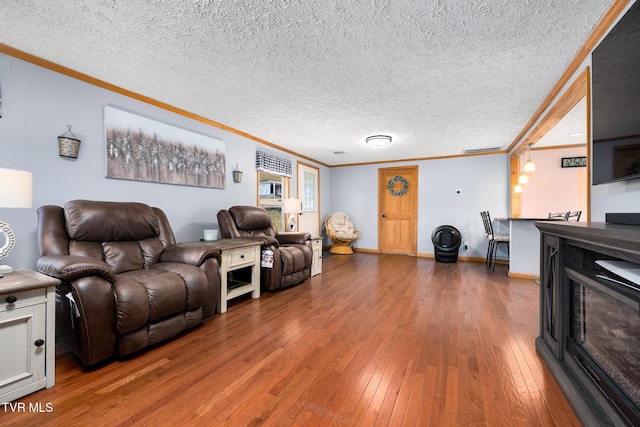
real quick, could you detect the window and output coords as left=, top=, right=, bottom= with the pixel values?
left=258, top=171, right=288, bottom=232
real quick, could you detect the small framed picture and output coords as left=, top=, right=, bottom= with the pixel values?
left=561, top=156, right=587, bottom=168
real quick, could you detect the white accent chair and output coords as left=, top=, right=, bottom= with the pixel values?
left=324, top=212, right=361, bottom=254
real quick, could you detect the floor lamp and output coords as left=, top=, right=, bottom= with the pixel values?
left=0, top=168, right=33, bottom=274
left=283, top=198, right=302, bottom=232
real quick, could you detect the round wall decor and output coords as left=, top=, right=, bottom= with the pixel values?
left=388, top=175, right=408, bottom=196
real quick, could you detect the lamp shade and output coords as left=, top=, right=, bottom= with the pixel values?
left=0, top=168, right=33, bottom=208
left=518, top=173, right=529, bottom=185
left=524, top=160, right=535, bottom=172
left=283, top=198, right=302, bottom=214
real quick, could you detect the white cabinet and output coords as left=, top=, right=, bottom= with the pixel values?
left=311, top=238, right=322, bottom=277
left=0, top=270, right=59, bottom=402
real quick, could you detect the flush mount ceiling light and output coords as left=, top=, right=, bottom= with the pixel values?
left=365, top=135, right=392, bottom=147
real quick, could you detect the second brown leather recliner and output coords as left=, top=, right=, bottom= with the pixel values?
left=217, top=206, right=312, bottom=291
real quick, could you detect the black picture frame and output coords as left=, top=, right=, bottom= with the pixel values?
left=561, top=156, right=587, bottom=168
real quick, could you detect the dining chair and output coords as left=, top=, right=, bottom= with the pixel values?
left=480, top=211, right=492, bottom=266
left=565, top=210, right=582, bottom=221
left=480, top=211, right=510, bottom=271
left=548, top=212, right=567, bottom=220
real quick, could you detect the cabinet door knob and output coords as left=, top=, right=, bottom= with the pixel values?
left=34, top=339, right=45, bottom=347
left=240, top=255, right=245, bottom=259
left=6, top=295, right=17, bottom=304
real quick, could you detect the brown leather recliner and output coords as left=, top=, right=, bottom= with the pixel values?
left=217, top=206, right=312, bottom=291
left=37, top=200, right=221, bottom=367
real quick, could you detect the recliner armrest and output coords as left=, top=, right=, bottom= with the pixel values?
left=161, top=242, right=221, bottom=266
left=37, top=255, right=115, bottom=282
left=276, top=232, right=311, bottom=245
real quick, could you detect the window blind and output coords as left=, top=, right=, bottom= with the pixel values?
left=256, top=151, right=292, bottom=177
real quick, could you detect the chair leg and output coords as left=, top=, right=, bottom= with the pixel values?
left=492, top=242, right=499, bottom=271
left=486, top=239, right=493, bottom=267
left=492, top=241, right=509, bottom=272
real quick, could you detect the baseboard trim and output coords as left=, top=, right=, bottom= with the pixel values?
left=352, top=248, right=380, bottom=254
left=508, top=271, right=539, bottom=280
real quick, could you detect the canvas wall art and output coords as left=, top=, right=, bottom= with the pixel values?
left=104, top=106, right=226, bottom=188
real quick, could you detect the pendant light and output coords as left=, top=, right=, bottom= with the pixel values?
left=517, top=151, right=528, bottom=185
left=514, top=152, right=526, bottom=193
left=518, top=172, right=529, bottom=184
left=524, top=144, right=535, bottom=172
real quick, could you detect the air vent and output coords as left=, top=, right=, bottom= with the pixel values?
left=463, top=147, right=502, bottom=154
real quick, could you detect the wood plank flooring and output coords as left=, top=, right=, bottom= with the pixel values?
left=1, top=253, right=580, bottom=426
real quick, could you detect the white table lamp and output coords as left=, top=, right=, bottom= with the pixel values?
left=0, top=168, right=33, bottom=274
left=283, top=198, right=302, bottom=232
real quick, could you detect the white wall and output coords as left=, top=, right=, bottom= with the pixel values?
left=591, top=179, right=640, bottom=220
left=329, top=154, right=510, bottom=259
left=0, top=53, right=329, bottom=269
left=520, top=147, right=587, bottom=219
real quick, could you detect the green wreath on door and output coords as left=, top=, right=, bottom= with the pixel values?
left=387, top=175, right=409, bottom=196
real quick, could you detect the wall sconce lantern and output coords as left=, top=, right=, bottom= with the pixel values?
left=58, top=125, right=81, bottom=159
left=232, top=164, right=243, bottom=183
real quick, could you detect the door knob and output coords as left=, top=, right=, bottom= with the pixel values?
left=34, top=339, right=45, bottom=347
left=382, top=214, right=386, bottom=218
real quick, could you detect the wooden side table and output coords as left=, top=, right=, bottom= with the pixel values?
left=0, top=269, right=59, bottom=402
left=205, top=239, right=262, bottom=313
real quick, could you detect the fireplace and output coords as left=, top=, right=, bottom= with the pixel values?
left=536, top=221, right=640, bottom=426
left=567, top=275, right=640, bottom=425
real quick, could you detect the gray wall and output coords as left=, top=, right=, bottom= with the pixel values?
left=0, top=53, right=329, bottom=269
left=329, top=154, right=510, bottom=259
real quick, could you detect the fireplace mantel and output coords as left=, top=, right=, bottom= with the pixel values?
left=535, top=221, right=640, bottom=426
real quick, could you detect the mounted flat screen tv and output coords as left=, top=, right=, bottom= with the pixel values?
left=591, top=1, right=640, bottom=185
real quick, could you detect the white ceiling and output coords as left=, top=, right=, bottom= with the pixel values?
left=535, top=97, right=588, bottom=149
left=1, top=1, right=613, bottom=166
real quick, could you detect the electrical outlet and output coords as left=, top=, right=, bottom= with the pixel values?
left=464, top=241, right=468, bottom=250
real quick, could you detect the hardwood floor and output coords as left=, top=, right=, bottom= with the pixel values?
left=1, top=253, right=580, bottom=426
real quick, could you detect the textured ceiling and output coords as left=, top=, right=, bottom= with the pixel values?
left=1, top=1, right=614, bottom=165
left=535, top=97, right=587, bottom=149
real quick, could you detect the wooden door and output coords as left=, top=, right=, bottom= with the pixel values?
left=379, top=166, right=418, bottom=255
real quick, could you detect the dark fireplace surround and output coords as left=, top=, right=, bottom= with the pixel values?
left=536, top=221, right=640, bottom=426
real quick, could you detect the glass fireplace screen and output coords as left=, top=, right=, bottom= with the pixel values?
left=570, top=277, right=640, bottom=418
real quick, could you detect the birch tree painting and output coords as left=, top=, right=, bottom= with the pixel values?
left=105, top=106, right=226, bottom=189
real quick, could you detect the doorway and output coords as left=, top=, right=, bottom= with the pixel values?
left=378, top=166, right=418, bottom=255
left=297, top=162, right=320, bottom=237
